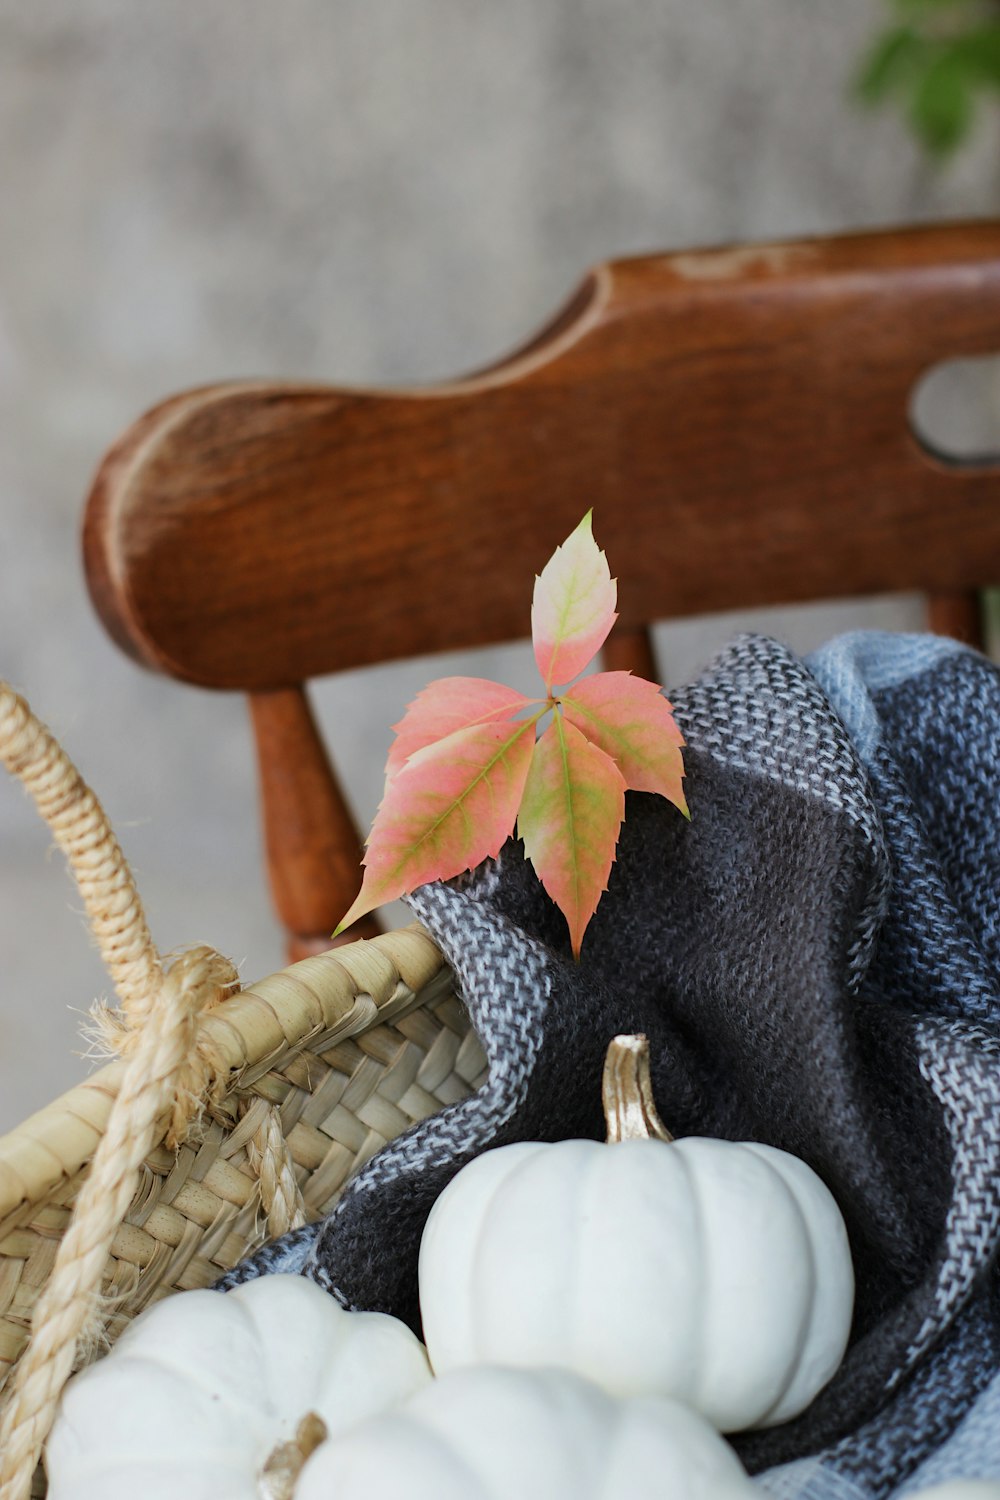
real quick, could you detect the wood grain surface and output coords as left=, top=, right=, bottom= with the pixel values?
left=82, top=221, right=1000, bottom=951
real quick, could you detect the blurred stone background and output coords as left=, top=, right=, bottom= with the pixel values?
left=1, top=1, right=998, bottom=1130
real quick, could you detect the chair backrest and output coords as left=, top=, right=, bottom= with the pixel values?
left=83, top=221, right=1000, bottom=961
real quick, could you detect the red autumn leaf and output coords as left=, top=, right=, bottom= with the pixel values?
left=517, top=713, right=625, bottom=958
left=335, top=716, right=542, bottom=936
left=385, top=676, right=538, bottom=783
left=337, top=510, right=689, bottom=943
left=531, top=510, right=618, bottom=691
left=560, top=671, right=689, bottom=817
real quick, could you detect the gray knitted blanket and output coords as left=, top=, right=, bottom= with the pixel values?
left=220, top=630, right=1000, bottom=1497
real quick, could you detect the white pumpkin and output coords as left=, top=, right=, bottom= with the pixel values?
left=419, top=1034, right=854, bottom=1432
left=45, top=1273, right=432, bottom=1500
left=297, top=1364, right=756, bottom=1500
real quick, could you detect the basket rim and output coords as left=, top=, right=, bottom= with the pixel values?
left=0, top=923, right=446, bottom=1238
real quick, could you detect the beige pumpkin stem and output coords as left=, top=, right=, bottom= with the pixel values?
left=259, top=1411, right=329, bottom=1500
left=602, top=1034, right=674, bottom=1143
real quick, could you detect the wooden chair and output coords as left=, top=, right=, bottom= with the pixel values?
left=82, top=221, right=1000, bottom=964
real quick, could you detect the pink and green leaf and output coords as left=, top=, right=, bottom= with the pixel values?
left=517, top=713, right=625, bottom=958
left=531, top=510, right=618, bottom=691
left=560, top=671, right=689, bottom=816
left=337, top=510, right=689, bottom=941
left=335, top=715, right=542, bottom=936
left=385, top=676, right=538, bottom=782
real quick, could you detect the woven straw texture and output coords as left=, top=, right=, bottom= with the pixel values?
left=0, top=683, right=482, bottom=1497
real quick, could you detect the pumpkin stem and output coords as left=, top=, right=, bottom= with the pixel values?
left=602, top=1034, right=674, bottom=1143
left=260, top=1411, right=329, bottom=1500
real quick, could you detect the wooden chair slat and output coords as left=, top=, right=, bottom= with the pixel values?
left=248, top=687, right=380, bottom=960
left=85, top=222, right=1000, bottom=692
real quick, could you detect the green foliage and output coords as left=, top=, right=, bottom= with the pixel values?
left=856, top=0, right=1000, bottom=155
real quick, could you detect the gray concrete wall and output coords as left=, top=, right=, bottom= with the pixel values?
left=1, top=2, right=998, bottom=1128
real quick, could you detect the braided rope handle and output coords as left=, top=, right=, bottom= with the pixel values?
left=0, top=684, right=161, bottom=1019
left=0, top=684, right=306, bottom=1497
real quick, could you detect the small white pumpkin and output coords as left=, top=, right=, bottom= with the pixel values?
left=419, top=1034, right=855, bottom=1432
left=297, top=1364, right=756, bottom=1500
left=46, top=1273, right=432, bottom=1500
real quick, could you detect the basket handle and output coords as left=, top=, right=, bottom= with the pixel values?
left=0, top=682, right=161, bottom=1016
left=0, top=684, right=306, bottom=1499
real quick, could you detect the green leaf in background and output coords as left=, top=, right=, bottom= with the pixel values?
left=910, top=47, right=977, bottom=149
left=892, top=0, right=984, bottom=12
left=855, top=26, right=928, bottom=102
left=855, top=0, right=1000, bottom=156
left=956, top=23, right=1000, bottom=80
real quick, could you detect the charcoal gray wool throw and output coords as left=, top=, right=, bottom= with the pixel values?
left=218, top=630, right=1000, bottom=1497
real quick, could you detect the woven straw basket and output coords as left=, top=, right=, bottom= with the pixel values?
left=0, top=683, right=483, bottom=1498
